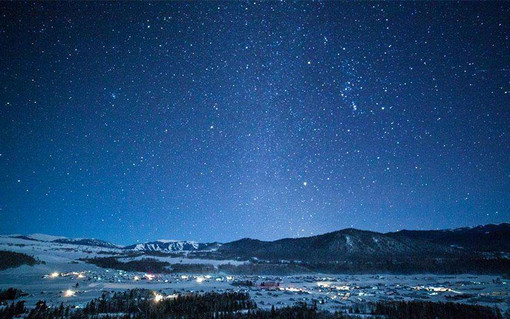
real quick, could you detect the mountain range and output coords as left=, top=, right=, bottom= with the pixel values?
left=124, top=240, right=220, bottom=252
left=215, top=223, right=510, bottom=262
left=6, top=223, right=509, bottom=259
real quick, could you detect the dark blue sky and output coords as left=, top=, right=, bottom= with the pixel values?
left=1, top=2, right=509, bottom=245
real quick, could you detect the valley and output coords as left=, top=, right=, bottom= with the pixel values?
left=1, top=226, right=509, bottom=316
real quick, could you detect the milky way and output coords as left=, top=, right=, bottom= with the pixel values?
left=1, top=2, right=509, bottom=244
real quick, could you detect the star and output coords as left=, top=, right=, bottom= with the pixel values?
left=1, top=1, right=508, bottom=244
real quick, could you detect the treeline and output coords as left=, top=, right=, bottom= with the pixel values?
left=219, top=257, right=510, bottom=276
left=84, top=254, right=510, bottom=276
left=0, top=290, right=257, bottom=319
left=0, top=251, right=37, bottom=270
left=302, top=257, right=510, bottom=275
left=83, top=257, right=217, bottom=274
left=372, top=300, right=504, bottom=319
left=83, top=257, right=172, bottom=273
left=0, top=288, right=27, bottom=302
left=1, top=290, right=506, bottom=319
left=0, top=301, right=26, bottom=319
left=80, top=290, right=256, bottom=318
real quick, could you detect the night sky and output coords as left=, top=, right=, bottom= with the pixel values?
left=1, top=2, right=509, bottom=245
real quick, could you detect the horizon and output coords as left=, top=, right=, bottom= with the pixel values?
left=1, top=2, right=509, bottom=245
left=2, top=222, right=507, bottom=246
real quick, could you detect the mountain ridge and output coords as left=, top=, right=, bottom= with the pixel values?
left=123, top=240, right=220, bottom=252
left=4, top=223, right=508, bottom=256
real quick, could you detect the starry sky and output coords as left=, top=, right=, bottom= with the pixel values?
left=1, top=2, right=509, bottom=245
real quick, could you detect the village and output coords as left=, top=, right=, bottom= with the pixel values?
left=3, top=267, right=506, bottom=314
left=1, top=235, right=509, bottom=315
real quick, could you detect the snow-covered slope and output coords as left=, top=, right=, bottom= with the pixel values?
left=25, top=233, right=66, bottom=241
left=0, top=235, right=237, bottom=271
left=5, top=234, right=215, bottom=252
left=124, top=240, right=214, bottom=252
left=52, top=238, right=119, bottom=249
left=8, top=234, right=119, bottom=249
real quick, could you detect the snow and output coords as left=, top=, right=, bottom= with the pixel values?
left=131, top=240, right=201, bottom=252
left=26, top=233, right=67, bottom=242
left=156, top=239, right=197, bottom=244
left=0, top=235, right=509, bottom=313
left=345, top=235, right=353, bottom=248
left=118, top=255, right=245, bottom=267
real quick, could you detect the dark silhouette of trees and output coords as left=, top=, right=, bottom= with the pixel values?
left=0, top=251, right=37, bottom=270
left=0, top=290, right=504, bottom=319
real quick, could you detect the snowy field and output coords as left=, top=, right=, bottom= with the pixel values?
left=0, top=236, right=509, bottom=313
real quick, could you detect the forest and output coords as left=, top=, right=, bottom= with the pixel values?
left=0, top=289, right=506, bottom=319
left=0, top=251, right=37, bottom=271
left=83, top=254, right=510, bottom=276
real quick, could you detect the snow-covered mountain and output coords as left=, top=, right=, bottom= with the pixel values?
left=52, top=238, right=119, bottom=249
left=124, top=240, right=218, bottom=252
left=216, top=224, right=510, bottom=262
left=5, top=234, right=217, bottom=252
left=5, top=223, right=508, bottom=258
left=216, top=228, right=457, bottom=262
left=9, top=234, right=119, bottom=249
left=12, top=234, right=66, bottom=242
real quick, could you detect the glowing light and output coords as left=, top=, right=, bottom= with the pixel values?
left=181, top=275, right=189, bottom=280
left=145, top=274, right=155, bottom=281
left=196, top=276, right=204, bottom=283
left=335, top=285, right=350, bottom=291
left=72, top=272, right=85, bottom=279
left=154, top=293, right=164, bottom=303
left=50, top=272, right=59, bottom=278
left=412, top=286, right=460, bottom=294
left=303, top=181, right=307, bottom=186
left=153, top=293, right=177, bottom=303
left=134, top=275, right=140, bottom=281
left=317, top=281, right=330, bottom=288
left=64, top=289, right=75, bottom=297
